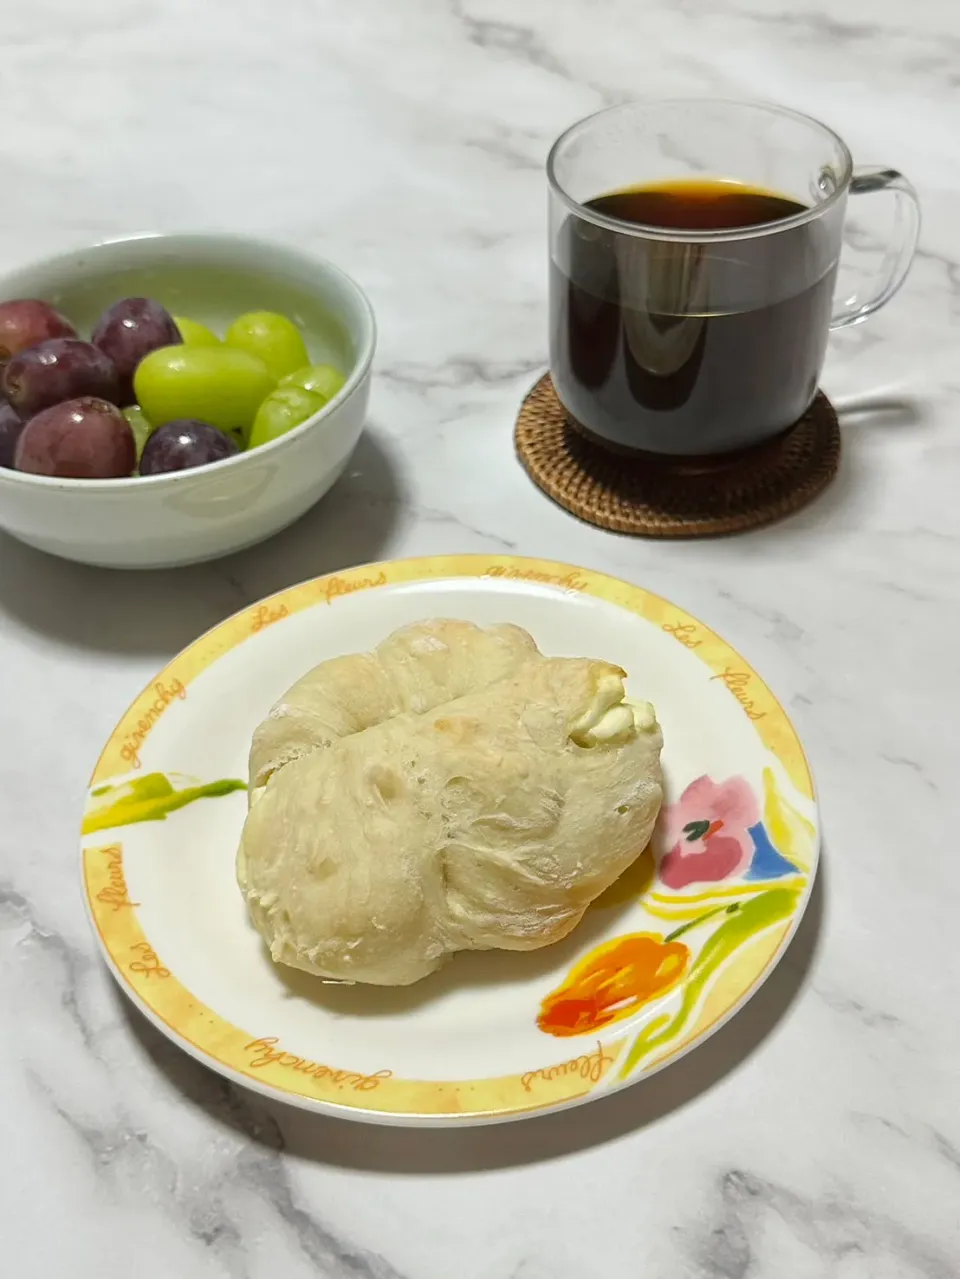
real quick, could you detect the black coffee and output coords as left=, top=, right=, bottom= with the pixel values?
left=549, top=179, right=838, bottom=455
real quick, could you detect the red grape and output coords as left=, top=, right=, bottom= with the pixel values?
left=0, top=400, right=25, bottom=468
left=3, top=338, right=119, bottom=416
left=0, top=299, right=76, bottom=365
left=92, top=297, right=181, bottom=405
left=14, top=397, right=135, bottom=479
left=139, top=419, right=239, bottom=475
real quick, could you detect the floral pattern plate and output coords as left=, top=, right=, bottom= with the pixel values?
left=81, top=555, right=818, bottom=1126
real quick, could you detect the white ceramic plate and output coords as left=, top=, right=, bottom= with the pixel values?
left=81, top=555, right=818, bottom=1126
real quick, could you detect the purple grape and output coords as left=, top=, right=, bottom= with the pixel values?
left=0, top=299, right=76, bottom=365
left=139, top=418, right=240, bottom=475
left=0, top=399, right=25, bottom=468
left=3, top=338, right=119, bottom=417
left=92, top=297, right=181, bottom=405
left=14, top=397, right=135, bottom=479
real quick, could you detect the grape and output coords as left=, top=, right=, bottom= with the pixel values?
left=139, top=419, right=239, bottom=475
left=225, top=311, right=309, bottom=381
left=248, top=385, right=325, bottom=449
left=0, top=299, right=76, bottom=365
left=91, top=297, right=181, bottom=405
left=280, top=362, right=346, bottom=402
left=173, top=316, right=220, bottom=347
left=122, top=404, right=154, bottom=459
left=134, top=346, right=274, bottom=435
left=14, top=397, right=134, bottom=479
left=0, top=400, right=25, bottom=468
left=3, top=338, right=119, bottom=417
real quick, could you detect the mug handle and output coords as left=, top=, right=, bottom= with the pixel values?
left=830, top=167, right=921, bottom=330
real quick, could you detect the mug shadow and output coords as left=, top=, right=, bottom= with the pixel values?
left=754, top=389, right=928, bottom=538
left=0, top=429, right=405, bottom=658
left=831, top=391, right=928, bottom=431
left=117, top=849, right=826, bottom=1172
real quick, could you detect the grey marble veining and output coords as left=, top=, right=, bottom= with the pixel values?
left=1, top=0, right=959, bottom=1276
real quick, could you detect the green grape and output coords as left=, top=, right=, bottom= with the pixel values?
left=248, top=386, right=325, bottom=449
left=280, top=362, right=346, bottom=402
left=122, top=404, right=155, bottom=459
left=174, top=316, right=220, bottom=347
left=225, top=311, right=309, bottom=381
left=134, top=346, right=275, bottom=435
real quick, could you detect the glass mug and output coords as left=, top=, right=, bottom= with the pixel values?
left=547, top=99, right=920, bottom=456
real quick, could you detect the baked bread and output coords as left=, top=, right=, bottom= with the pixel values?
left=237, top=619, right=663, bottom=985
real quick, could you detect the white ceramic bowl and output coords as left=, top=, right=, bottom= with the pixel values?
left=0, top=234, right=376, bottom=568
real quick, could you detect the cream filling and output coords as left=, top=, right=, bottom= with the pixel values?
left=569, top=672, right=657, bottom=746
left=582, top=698, right=657, bottom=744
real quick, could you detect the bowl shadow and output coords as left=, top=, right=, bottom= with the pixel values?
left=0, top=428, right=405, bottom=658
left=117, top=847, right=826, bottom=1172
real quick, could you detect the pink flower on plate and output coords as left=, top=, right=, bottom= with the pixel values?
left=659, top=775, right=760, bottom=890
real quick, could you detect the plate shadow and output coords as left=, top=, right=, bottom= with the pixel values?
left=117, top=849, right=826, bottom=1172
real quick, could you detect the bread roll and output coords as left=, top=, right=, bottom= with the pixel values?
left=238, top=620, right=662, bottom=985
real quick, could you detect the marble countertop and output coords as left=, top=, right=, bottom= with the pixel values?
left=2, top=1, right=959, bottom=1275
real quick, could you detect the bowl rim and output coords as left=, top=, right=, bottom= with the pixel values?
left=0, top=232, right=377, bottom=492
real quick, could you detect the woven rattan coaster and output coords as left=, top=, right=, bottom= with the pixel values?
left=515, top=374, right=841, bottom=538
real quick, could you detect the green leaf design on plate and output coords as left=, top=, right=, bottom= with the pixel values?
left=683, top=819, right=712, bottom=841
left=618, top=885, right=802, bottom=1080
left=83, top=772, right=246, bottom=835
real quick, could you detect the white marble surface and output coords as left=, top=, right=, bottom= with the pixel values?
left=1, top=0, right=959, bottom=1275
